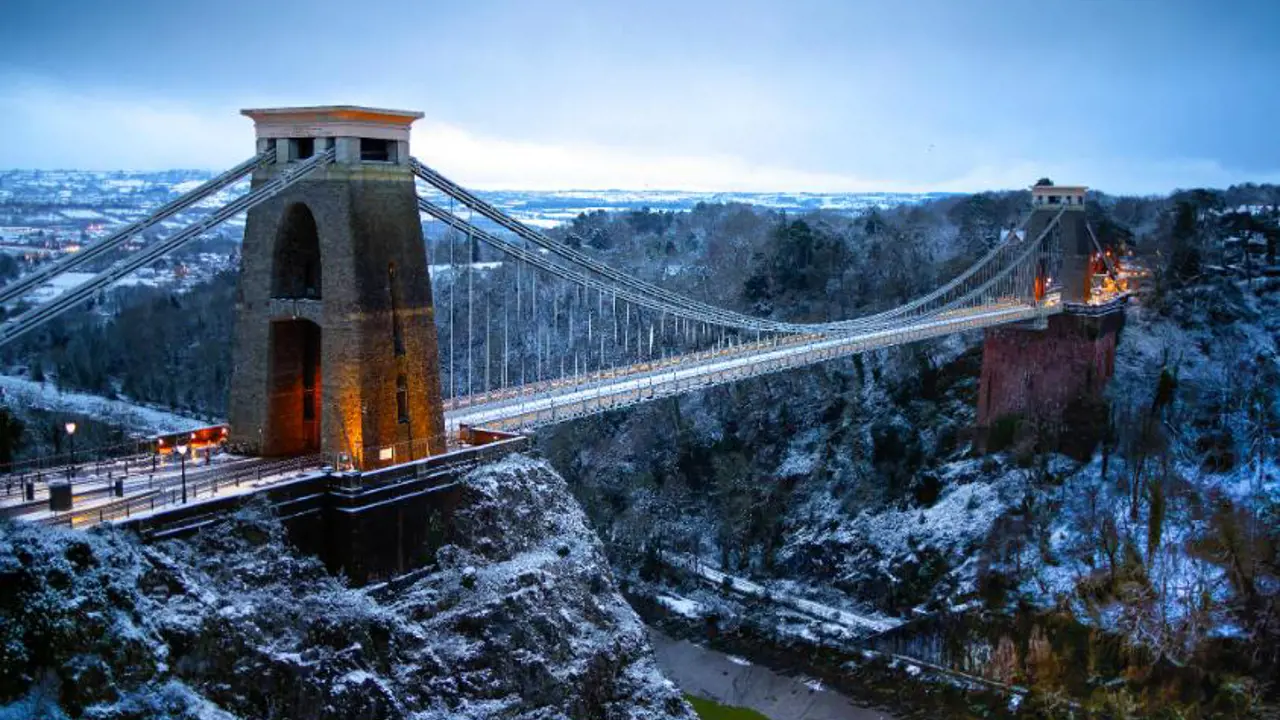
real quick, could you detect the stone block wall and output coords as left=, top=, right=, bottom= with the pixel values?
left=976, top=310, right=1124, bottom=455
left=228, top=164, right=446, bottom=466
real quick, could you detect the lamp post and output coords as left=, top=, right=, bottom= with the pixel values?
left=175, top=442, right=188, bottom=504
left=64, top=422, right=77, bottom=485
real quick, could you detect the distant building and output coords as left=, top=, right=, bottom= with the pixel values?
left=0, top=226, right=39, bottom=242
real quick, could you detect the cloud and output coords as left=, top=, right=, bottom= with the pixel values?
left=0, top=76, right=897, bottom=192
left=0, top=76, right=251, bottom=170
left=411, top=120, right=901, bottom=192
left=1, top=76, right=1277, bottom=195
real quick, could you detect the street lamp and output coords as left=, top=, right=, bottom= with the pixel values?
left=64, top=422, right=77, bottom=485
left=175, top=442, right=188, bottom=504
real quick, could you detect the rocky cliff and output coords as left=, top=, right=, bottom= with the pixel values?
left=0, top=454, right=693, bottom=720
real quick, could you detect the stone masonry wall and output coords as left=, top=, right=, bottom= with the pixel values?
left=976, top=311, right=1124, bottom=454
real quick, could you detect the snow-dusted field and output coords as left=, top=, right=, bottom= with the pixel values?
left=0, top=374, right=206, bottom=435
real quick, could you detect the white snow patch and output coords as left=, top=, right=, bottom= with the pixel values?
left=0, top=374, right=207, bottom=435
left=59, top=209, right=106, bottom=220
left=170, top=180, right=206, bottom=194
left=777, top=429, right=822, bottom=477
left=663, top=552, right=899, bottom=634
left=852, top=473, right=1012, bottom=563
left=655, top=593, right=705, bottom=619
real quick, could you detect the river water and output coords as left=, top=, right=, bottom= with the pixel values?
left=648, top=630, right=895, bottom=720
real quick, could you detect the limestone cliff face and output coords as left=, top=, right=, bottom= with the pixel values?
left=0, top=454, right=693, bottom=720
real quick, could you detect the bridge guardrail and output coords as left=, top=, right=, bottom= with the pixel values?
left=1, top=424, right=230, bottom=493
left=44, top=454, right=319, bottom=529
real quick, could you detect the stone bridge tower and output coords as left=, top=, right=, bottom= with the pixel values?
left=228, top=106, right=446, bottom=469
left=1027, top=182, right=1092, bottom=303
left=976, top=181, right=1124, bottom=457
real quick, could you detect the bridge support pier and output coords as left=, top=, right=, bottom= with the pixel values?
left=227, top=106, right=447, bottom=469
left=976, top=311, right=1124, bottom=458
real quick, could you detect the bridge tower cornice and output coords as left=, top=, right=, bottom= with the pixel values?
left=241, top=104, right=423, bottom=170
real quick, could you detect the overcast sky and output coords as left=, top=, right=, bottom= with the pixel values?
left=1, top=0, right=1277, bottom=194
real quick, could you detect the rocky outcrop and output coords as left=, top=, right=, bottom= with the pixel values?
left=0, top=454, right=693, bottom=720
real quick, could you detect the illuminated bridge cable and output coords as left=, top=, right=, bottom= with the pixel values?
left=412, top=158, right=811, bottom=331
left=415, top=153, right=1011, bottom=332
left=0, top=148, right=334, bottom=349
left=412, top=157, right=1053, bottom=335
left=0, top=149, right=275, bottom=307
left=413, top=158, right=799, bottom=332
left=418, top=197, right=745, bottom=331
left=427, top=193, right=978, bottom=341
left=1085, top=221, right=1121, bottom=283
left=447, top=196, right=456, bottom=401
left=417, top=194, right=1063, bottom=338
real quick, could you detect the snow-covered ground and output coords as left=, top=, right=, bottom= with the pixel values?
left=0, top=455, right=696, bottom=719
left=5, top=452, right=317, bottom=529
left=0, top=373, right=206, bottom=435
left=662, top=551, right=900, bottom=635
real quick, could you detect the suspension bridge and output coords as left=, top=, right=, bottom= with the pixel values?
left=0, top=106, right=1125, bottom=539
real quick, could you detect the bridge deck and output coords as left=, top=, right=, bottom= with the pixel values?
left=445, top=302, right=1055, bottom=433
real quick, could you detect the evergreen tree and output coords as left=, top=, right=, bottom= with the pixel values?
left=1169, top=201, right=1202, bottom=283
left=0, top=408, right=23, bottom=466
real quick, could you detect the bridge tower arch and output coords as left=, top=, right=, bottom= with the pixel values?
left=228, top=106, right=446, bottom=469
left=272, top=202, right=322, bottom=299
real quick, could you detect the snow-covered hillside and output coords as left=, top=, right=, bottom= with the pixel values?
left=0, top=455, right=693, bottom=720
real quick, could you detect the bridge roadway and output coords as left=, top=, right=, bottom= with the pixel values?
left=444, top=300, right=1057, bottom=434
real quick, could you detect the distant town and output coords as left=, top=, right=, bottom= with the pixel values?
left=0, top=167, right=951, bottom=302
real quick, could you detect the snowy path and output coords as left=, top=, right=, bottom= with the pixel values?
left=662, top=552, right=900, bottom=635
left=0, top=374, right=207, bottom=435
left=21, top=454, right=318, bottom=529
left=1, top=451, right=258, bottom=512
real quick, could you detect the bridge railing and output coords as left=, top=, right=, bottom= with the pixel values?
left=344, top=430, right=529, bottom=493
left=321, top=434, right=447, bottom=473
left=328, top=422, right=532, bottom=473
left=43, top=454, right=319, bottom=530
left=48, top=431, right=531, bottom=531
left=1, top=438, right=156, bottom=486
left=2, top=425, right=231, bottom=504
